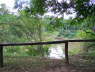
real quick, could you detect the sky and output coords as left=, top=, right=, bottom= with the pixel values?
left=0, top=0, right=64, bottom=12
left=0, top=0, right=95, bottom=10
left=0, top=0, right=76, bottom=19
left=1, top=0, right=93, bottom=19
left=0, top=0, right=18, bottom=14
left=0, top=0, right=14, bottom=10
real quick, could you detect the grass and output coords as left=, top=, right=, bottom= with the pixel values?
left=68, top=42, right=83, bottom=55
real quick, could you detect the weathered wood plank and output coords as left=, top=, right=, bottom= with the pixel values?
left=65, top=42, right=69, bottom=64
left=0, top=39, right=95, bottom=46
left=0, top=46, right=3, bottom=67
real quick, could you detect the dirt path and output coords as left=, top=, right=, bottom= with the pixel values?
left=0, top=58, right=95, bottom=72
left=0, top=64, right=95, bottom=72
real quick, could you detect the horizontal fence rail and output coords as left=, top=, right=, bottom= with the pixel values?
left=0, top=39, right=95, bottom=67
left=0, top=39, right=95, bottom=46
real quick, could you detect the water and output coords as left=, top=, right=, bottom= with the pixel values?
left=48, top=45, right=65, bottom=59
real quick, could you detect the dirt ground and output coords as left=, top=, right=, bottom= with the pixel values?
left=0, top=57, right=95, bottom=72
left=0, top=64, right=95, bottom=72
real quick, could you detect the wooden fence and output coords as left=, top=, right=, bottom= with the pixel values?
left=0, top=39, right=95, bottom=67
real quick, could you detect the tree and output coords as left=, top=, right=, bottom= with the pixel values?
left=0, top=4, right=9, bottom=15
left=14, top=0, right=95, bottom=18
left=75, top=0, right=95, bottom=18
left=30, top=0, right=46, bottom=15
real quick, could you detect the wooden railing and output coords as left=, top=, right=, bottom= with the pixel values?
left=0, top=39, right=95, bottom=67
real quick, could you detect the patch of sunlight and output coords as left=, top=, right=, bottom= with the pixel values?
left=48, top=45, right=65, bottom=59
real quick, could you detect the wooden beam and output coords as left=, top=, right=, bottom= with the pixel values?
left=0, top=46, right=3, bottom=67
left=65, top=42, right=69, bottom=64
left=0, top=39, right=95, bottom=46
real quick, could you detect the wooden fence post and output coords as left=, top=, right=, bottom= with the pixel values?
left=0, top=46, right=3, bottom=67
left=65, top=42, right=69, bottom=64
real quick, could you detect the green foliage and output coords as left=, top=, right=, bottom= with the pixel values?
left=0, top=10, right=53, bottom=57
left=0, top=4, right=9, bottom=15
left=30, top=0, right=46, bottom=15
left=74, top=16, right=95, bottom=53
left=1, top=0, right=95, bottom=58
left=75, top=0, right=95, bottom=18
left=69, top=47, right=82, bottom=55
